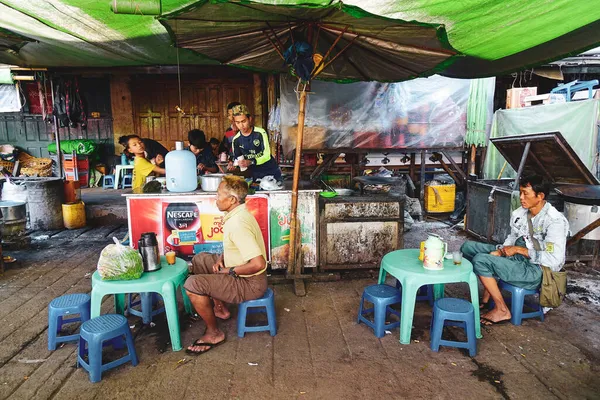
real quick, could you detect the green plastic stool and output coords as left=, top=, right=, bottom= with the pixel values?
left=378, top=249, right=482, bottom=345
left=90, top=256, right=192, bottom=351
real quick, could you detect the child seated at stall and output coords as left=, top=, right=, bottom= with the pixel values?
left=124, top=135, right=166, bottom=193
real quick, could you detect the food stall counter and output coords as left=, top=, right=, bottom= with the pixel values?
left=124, top=182, right=321, bottom=271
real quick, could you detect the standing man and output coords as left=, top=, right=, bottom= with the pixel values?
left=184, top=175, right=268, bottom=354
left=227, top=104, right=282, bottom=182
left=461, top=175, right=569, bottom=325
left=218, top=101, right=241, bottom=158
left=188, top=129, right=217, bottom=175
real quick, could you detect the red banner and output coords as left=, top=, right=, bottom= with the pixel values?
left=127, top=194, right=270, bottom=259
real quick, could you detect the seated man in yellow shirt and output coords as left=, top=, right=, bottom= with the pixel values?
left=123, top=135, right=165, bottom=192
left=184, top=175, right=267, bottom=355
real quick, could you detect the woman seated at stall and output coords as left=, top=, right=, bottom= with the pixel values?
left=124, top=135, right=166, bottom=193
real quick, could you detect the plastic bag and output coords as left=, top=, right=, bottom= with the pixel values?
left=97, top=237, right=143, bottom=281
left=259, top=175, right=283, bottom=191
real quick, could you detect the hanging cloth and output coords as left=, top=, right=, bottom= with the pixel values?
left=465, top=78, right=492, bottom=147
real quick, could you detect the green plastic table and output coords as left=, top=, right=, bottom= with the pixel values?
left=91, top=257, right=192, bottom=351
left=378, top=248, right=482, bottom=344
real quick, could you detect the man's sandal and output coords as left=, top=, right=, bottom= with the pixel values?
left=185, top=337, right=226, bottom=355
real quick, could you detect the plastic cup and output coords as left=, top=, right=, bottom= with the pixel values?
left=237, top=156, right=247, bottom=172
left=166, top=251, right=176, bottom=265
left=452, top=251, right=462, bottom=265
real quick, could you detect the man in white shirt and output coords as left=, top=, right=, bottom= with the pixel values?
left=461, top=175, right=569, bottom=325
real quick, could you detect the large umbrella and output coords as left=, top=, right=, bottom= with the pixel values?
left=160, top=1, right=458, bottom=289
left=0, top=27, right=35, bottom=53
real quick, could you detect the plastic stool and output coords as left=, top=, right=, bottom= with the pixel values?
left=125, top=293, right=165, bottom=324
left=48, top=293, right=91, bottom=350
left=120, top=174, right=132, bottom=189
left=77, top=314, right=138, bottom=383
left=357, top=284, right=401, bottom=338
left=237, top=288, right=277, bottom=337
left=396, top=281, right=434, bottom=306
left=103, top=175, right=115, bottom=190
left=430, top=298, right=477, bottom=357
left=495, top=281, right=544, bottom=325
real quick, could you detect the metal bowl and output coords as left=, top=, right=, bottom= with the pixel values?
left=335, top=189, right=355, bottom=196
left=200, top=173, right=226, bottom=192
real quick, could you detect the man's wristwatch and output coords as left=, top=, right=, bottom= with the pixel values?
left=228, top=267, right=238, bottom=278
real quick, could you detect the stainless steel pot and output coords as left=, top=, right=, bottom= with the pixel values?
left=0, top=200, right=27, bottom=221
left=200, top=174, right=225, bottom=192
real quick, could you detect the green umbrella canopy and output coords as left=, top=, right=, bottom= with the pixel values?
left=0, top=0, right=597, bottom=77
left=160, top=1, right=458, bottom=82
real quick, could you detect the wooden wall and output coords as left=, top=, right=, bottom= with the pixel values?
left=110, top=71, right=265, bottom=153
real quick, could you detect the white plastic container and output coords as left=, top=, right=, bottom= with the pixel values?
left=165, top=141, right=198, bottom=192
left=565, top=201, right=600, bottom=240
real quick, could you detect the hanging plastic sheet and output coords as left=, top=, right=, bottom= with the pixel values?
left=0, top=84, right=20, bottom=112
left=483, top=99, right=600, bottom=180
left=279, top=75, right=495, bottom=152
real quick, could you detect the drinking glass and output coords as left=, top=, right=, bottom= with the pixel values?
left=452, top=251, right=462, bottom=265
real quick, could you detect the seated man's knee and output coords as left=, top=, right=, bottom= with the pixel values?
left=472, top=253, right=496, bottom=276
left=461, top=241, right=479, bottom=258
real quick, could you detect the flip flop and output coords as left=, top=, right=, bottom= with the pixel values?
left=185, top=337, right=226, bottom=355
left=480, top=317, right=511, bottom=326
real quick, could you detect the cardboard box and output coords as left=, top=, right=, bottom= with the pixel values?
left=523, top=93, right=566, bottom=107
left=506, top=87, right=537, bottom=109
left=572, top=89, right=600, bottom=101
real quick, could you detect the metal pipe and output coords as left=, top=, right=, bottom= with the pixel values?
left=514, top=142, right=531, bottom=188
left=49, top=78, right=63, bottom=179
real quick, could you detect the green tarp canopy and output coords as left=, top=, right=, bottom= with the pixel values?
left=0, top=1, right=598, bottom=79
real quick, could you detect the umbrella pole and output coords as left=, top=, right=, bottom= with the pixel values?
left=287, top=88, right=308, bottom=295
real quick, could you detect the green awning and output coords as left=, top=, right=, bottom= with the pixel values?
left=0, top=0, right=597, bottom=79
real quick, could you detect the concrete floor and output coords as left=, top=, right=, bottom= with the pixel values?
left=0, top=224, right=598, bottom=399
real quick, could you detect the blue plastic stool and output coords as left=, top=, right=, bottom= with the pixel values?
left=77, top=314, right=138, bottom=383
left=495, top=281, right=544, bottom=326
left=120, top=174, right=132, bottom=189
left=125, top=293, right=165, bottom=324
left=357, top=284, right=401, bottom=338
left=237, top=288, right=277, bottom=337
left=48, top=293, right=91, bottom=351
left=396, top=281, right=434, bottom=306
left=103, top=175, right=115, bottom=190
left=430, top=298, right=477, bottom=357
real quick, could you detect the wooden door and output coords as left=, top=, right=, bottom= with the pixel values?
left=132, top=75, right=254, bottom=150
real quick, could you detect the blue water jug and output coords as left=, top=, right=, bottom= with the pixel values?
left=165, top=141, right=197, bottom=192
left=121, top=153, right=128, bottom=165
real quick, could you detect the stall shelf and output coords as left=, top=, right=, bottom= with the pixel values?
left=319, top=194, right=404, bottom=270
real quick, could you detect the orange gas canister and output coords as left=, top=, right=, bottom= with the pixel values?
left=63, top=180, right=81, bottom=204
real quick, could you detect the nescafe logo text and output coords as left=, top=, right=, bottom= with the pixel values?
left=165, top=203, right=199, bottom=230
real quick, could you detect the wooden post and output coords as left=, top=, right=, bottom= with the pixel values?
left=110, top=75, right=135, bottom=154
left=267, top=74, right=276, bottom=111
left=288, top=89, right=308, bottom=295
left=419, top=150, right=426, bottom=221
left=253, top=73, right=264, bottom=128
left=468, top=144, right=476, bottom=175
